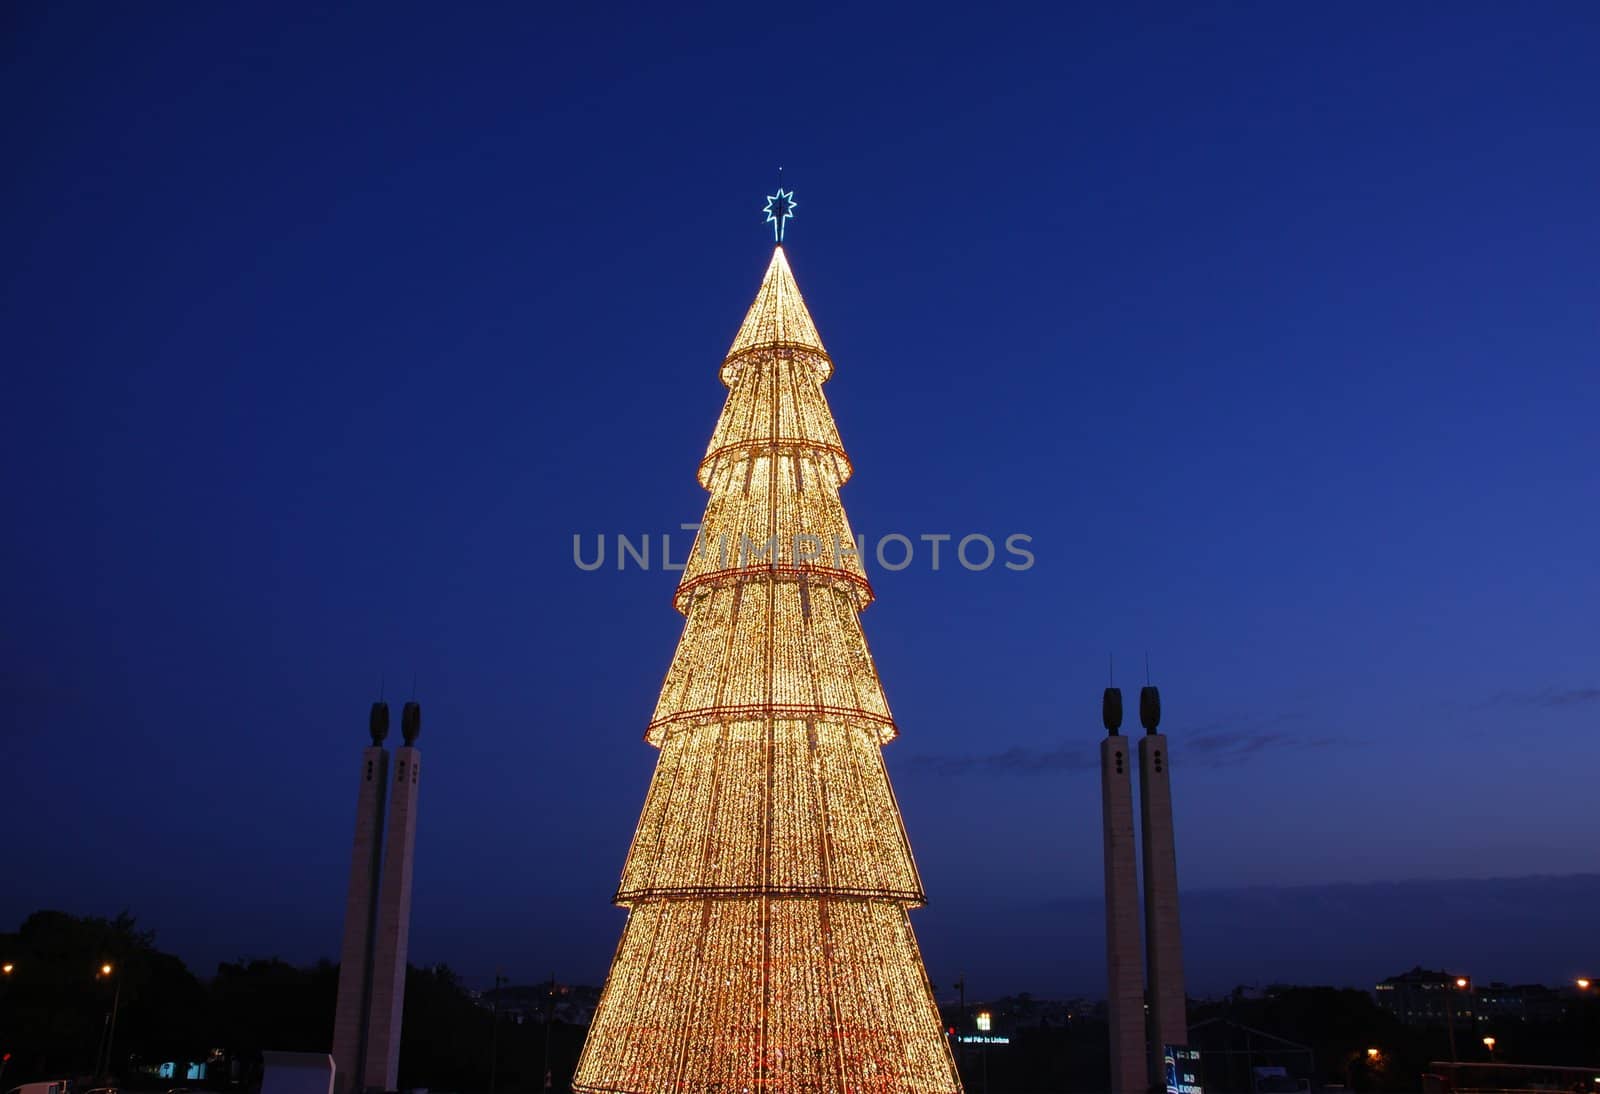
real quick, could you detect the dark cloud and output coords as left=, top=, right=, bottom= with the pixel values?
left=1187, top=730, right=1290, bottom=757
left=899, top=719, right=1343, bottom=777
left=1175, top=728, right=1342, bottom=767
left=1536, top=688, right=1600, bottom=707
left=1485, top=687, right=1600, bottom=709
left=1178, top=711, right=1345, bottom=766
left=897, top=744, right=1096, bottom=777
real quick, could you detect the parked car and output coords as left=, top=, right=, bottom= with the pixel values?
left=7, top=1081, right=75, bottom=1094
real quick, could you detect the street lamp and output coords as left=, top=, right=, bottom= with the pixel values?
left=1482, top=1036, right=1496, bottom=1059
left=2, top=963, right=13, bottom=975
left=1445, top=974, right=1471, bottom=1062
left=544, top=974, right=557, bottom=1093
left=1367, top=1048, right=1380, bottom=1060
left=1577, top=978, right=1592, bottom=991
left=96, top=962, right=122, bottom=1079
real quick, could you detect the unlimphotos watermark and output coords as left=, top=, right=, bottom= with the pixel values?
left=573, top=526, right=1034, bottom=573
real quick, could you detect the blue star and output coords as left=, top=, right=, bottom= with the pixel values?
left=764, top=188, right=796, bottom=242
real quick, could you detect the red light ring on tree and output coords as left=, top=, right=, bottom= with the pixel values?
left=696, top=438, right=854, bottom=488
left=672, top=564, right=874, bottom=614
left=644, top=702, right=899, bottom=746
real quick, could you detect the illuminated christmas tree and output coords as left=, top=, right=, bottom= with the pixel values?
left=573, top=190, right=961, bottom=1094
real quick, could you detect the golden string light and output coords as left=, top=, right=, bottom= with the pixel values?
left=574, top=246, right=961, bottom=1093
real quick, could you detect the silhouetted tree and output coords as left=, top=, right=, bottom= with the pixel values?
left=0, top=910, right=206, bottom=1085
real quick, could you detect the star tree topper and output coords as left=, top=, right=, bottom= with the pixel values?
left=764, top=187, right=796, bottom=242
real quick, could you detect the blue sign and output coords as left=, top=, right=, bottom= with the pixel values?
left=1165, top=1046, right=1203, bottom=1094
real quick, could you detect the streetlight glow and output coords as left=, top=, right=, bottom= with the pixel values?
left=1483, top=1037, right=1496, bottom=1050
left=1, top=963, right=13, bottom=975
left=94, top=961, right=123, bottom=1079
left=1367, top=1048, right=1380, bottom=1059
left=1455, top=977, right=1469, bottom=989
left=1578, top=978, right=1592, bottom=990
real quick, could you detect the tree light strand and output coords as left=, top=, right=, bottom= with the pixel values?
left=574, top=247, right=961, bottom=1094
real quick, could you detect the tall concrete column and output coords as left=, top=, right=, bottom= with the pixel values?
left=363, top=702, right=422, bottom=1093
left=1100, top=687, right=1147, bottom=1094
left=332, top=705, right=391, bottom=1094
left=1137, top=686, right=1187, bottom=1090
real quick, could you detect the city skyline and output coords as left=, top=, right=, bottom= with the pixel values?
left=10, top=873, right=1597, bottom=1001
left=3, top=1, right=1598, bottom=1010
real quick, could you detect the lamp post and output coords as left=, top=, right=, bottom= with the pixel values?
left=96, top=963, right=122, bottom=1079
left=489, top=970, right=505, bottom=1094
left=543, top=974, right=556, bottom=1092
left=1445, top=975, right=1470, bottom=1063
left=1482, top=1036, right=1496, bottom=1060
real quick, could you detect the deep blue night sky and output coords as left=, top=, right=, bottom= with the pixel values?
left=3, top=4, right=1597, bottom=998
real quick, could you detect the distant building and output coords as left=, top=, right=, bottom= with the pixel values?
left=935, top=995, right=1088, bottom=1036
left=1375, top=967, right=1476, bottom=1027
left=1473, top=982, right=1564, bottom=1024
left=478, top=981, right=602, bottom=1027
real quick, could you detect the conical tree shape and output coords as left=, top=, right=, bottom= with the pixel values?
left=574, top=246, right=961, bottom=1094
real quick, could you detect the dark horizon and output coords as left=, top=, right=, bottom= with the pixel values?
left=12, top=873, right=1595, bottom=1002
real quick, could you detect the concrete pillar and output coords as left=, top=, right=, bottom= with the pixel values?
left=1101, top=728, right=1147, bottom=1094
left=1139, top=728, right=1187, bottom=1089
left=363, top=738, right=420, bottom=1092
left=332, top=743, right=389, bottom=1094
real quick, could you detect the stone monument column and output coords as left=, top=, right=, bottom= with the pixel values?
left=1100, top=686, right=1147, bottom=1094
left=362, top=701, right=422, bottom=1092
left=1138, top=685, right=1188, bottom=1089
left=332, top=704, right=390, bottom=1094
